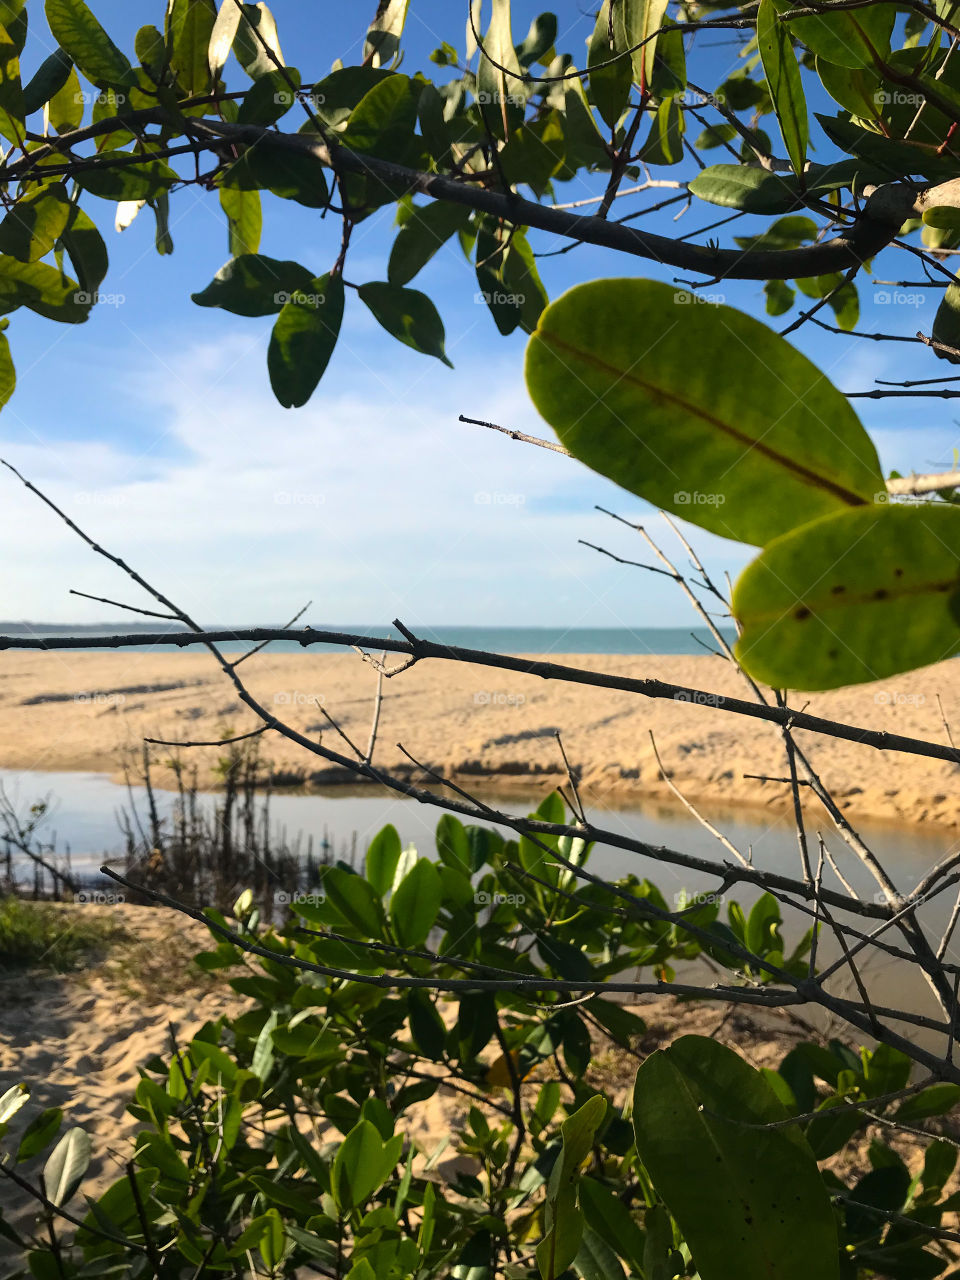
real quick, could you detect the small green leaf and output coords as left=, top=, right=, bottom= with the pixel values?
left=17, top=1108, right=63, bottom=1161
left=390, top=857, right=442, bottom=948
left=358, top=281, right=452, bottom=366
left=259, top=1207, right=286, bottom=1271
left=689, top=164, right=804, bottom=213
left=267, top=271, right=343, bottom=408
left=222, top=140, right=329, bottom=209
left=208, top=0, right=241, bottom=80
left=237, top=67, right=300, bottom=125
left=388, top=201, right=471, bottom=287
left=525, top=278, right=883, bottom=545
left=0, top=186, right=70, bottom=262
left=22, top=48, right=72, bottom=115
left=757, top=0, right=808, bottom=175
left=331, top=1119, right=387, bottom=1212
left=0, top=256, right=90, bottom=323
left=191, top=253, right=315, bottom=317
left=44, top=0, right=136, bottom=89
left=734, top=504, right=960, bottom=690
left=171, top=0, right=217, bottom=96
left=219, top=185, right=261, bottom=256
left=365, top=824, right=402, bottom=896
left=0, top=1083, right=28, bottom=1130
left=60, top=204, right=108, bottom=294
left=43, top=1127, right=91, bottom=1206
left=895, top=1082, right=960, bottom=1123
left=612, top=0, right=669, bottom=91
left=323, top=863, right=384, bottom=937
left=232, top=2, right=284, bottom=81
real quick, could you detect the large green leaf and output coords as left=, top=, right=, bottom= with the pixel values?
left=45, top=0, right=136, bottom=89
left=773, top=0, right=894, bottom=68
left=43, top=1127, right=91, bottom=1206
left=267, top=272, right=343, bottom=408
left=365, top=823, right=402, bottom=896
left=77, top=155, right=178, bottom=202
left=331, top=1119, right=392, bottom=1212
left=223, top=140, right=329, bottom=209
left=219, top=184, right=261, bottom=256
left=237, top=66, right=300, bottom=125
left=22, top=48, right=72, bottom=116
left=633, top=1036, right=838, bottom=1280
left=358, top=281, right=452, bottom=366
left=0, top=257, right=90, bottom=323
left=0, top=22, right=23, bottom=146
left=757, top=0, right=807, bottom=176
left=537, top=1095, right=606, bottom=1280
left=733, top=504, right=960, bottom=690
left=339, top=75, right=424, bottom=215
left=475, top=0, right=526, bottom=136
left=232, top=2, right=284, bottom=80
left=363, top=0, right=409, bottom=67
left=390, top=857, right=442, bottom=948
left=60, top=204, right=108, bottom=294
left=208, top=0, right=241, bottom=79
left=170, top=0, right=217, bottom=96
left=323, top=865, right=384, bottom=938
left=191, top=254, right=315, bottom=316
left=525, top=278, right=883, bottom=545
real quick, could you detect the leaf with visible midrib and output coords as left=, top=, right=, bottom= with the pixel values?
left=45, top=0, right=136, bottom=88
left=268, top=272, right=343, bottom=408
left=43, top=1127, right=91, bottom=1206
left=525, top=278, right=883, bottom=546
left=733, top=504, right=960, bottom=690
left=633, top=1036, right=839, bottom=1280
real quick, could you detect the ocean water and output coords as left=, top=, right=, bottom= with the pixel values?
left=0, top=623, right=736, bottom=657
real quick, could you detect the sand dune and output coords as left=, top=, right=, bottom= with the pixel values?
left=0, top=649, right=957, bottom=828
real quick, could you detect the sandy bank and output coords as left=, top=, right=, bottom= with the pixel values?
left=0, top=649, right=957, bottom=829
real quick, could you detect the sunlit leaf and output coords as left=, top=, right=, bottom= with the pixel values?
left=267, top=272, right=343, bottom=408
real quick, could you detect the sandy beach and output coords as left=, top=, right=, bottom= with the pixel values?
left=0, top=649, right=957, bottom=829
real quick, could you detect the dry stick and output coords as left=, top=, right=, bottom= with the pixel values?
left=232, top=600, right=312, bottom=669
left=68, top=589, right=178, bottom=620
left=808, top=841, right=826, bottom=979
left=554, top=730, right=586, bottom=824
left=365, top=658, right=386, bottom=766
left=647, top=731, right=751, bottom=869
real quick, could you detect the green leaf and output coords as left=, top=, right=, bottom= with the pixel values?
left=895, top=1082, right=960, bottom=1123
left=0, top=256, right=90, bottom=323
left=192, top=254, right=315, bottom=317
left=339, top=75, right=424, bottom=215
left=47, top=62, right=82, bottom=132
left=267, top=272, right=343, bottom=408
left=388, top=201, right=471, bottom=287
left=59, top=204, right=108, bottom=294
left=579, top=1177, right=646, bottom=1272
left=223, top=139, right=329, bottom=209
left=613, top=0, right=669, bottom=91
left=408, top=990, right=447, bottom=1059
left=134, top=24, right=164, bottom=74
left=0, top=186, right=70, bottom=262
left=331, top=1119, right=387, bottom=1212
left=765, top=278, right=795, bottom=316
left=0, top=1084, right=28, bottom=1130
left=233, top=2, right=284, bottom=80
left=733, top=504, right=960, bottom=690
left=311, top=65, right=394, bottom=130
left=238, top=67, right=300, bottom=125
left=16, top=1107, right=62, bottom=1161
left=363, top=0, right=409, bottom=68
left=475, top=0, right=526, bottom=137
left=757, top=0, right=808, bottom=175
left=260, top=1208, right=285, bottom=1270
left=518, top=13, right=557, bottom=67
left=358, top=281, right=452, bottom=367
left=773, top=0, right=895, bottom=68
left=588, top=1, right=631, bottom=128
left=633, top=1036, right=839, bottom=1280
left=365, top=824, right=402, bottom=896
left=637, top=96, right=684, bottom=166
left=525, top=278, right=883, bottom=545
left=23, top=48, right=71, bottom=116
left=816, top=56, right=882, bottom=119
left=43, top=1127, right=91, bottom=1206
left=390, top=857, right=442, bottom=948
left=933, top=282, right=960, bottom=363
left=76, top=154, right=178, bottom=202
left=219, top=185, right=261, bottom=256
left=171, top=0, right=217, bottom=96
left=208, top=0, right=241, bottom=78
left=689, top=164, right=804, bottom=213
left=575, top=1224, right=628, bottom=1280
left=44, top=0, right=136, bottom=89
left=537, top=1095, right=606, bottom=1280
left=323, top=863, right=384, bottom=937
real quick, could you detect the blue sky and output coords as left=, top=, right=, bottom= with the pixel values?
left=2, top=1, right=956, bottom=629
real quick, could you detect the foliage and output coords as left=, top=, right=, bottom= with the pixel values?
left=0, top=2, right=951, bottom=686
left=4, top=811, right=959, bottom=1279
